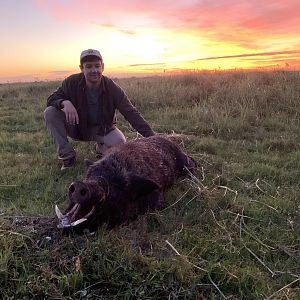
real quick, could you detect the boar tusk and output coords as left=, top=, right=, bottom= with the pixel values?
left=70, top=218, right=87, bottom=226
left=56, top=204, right=94, bottom=228
left=66, top=203, right=80, bottom=217
left=69, top=206, right=95, bottom=227
left=55, top=205, right=65, bottom=219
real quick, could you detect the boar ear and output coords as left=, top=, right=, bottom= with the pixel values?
left=127, top=174, right=160, bottom=198
left=84, top=159, right=94, bottom=170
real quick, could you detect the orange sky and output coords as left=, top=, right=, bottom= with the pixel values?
left=1, top=0, right=300, bottom=82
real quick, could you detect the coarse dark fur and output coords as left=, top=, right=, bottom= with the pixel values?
left=61, top=135, right=197, bottom=231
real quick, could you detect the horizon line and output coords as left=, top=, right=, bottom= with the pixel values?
left=1, top=66, right=300, bottom=84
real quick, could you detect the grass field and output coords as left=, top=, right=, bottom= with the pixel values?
left=0, top=71, right=299, bottom=299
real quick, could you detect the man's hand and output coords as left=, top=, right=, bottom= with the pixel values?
left=61, top=100, right=79, bottom=125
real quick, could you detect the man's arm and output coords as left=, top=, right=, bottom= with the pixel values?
left=115, top=84, right=155, bottom=137
left=46, top=79, right=79, bottom=125
left=47, top=88, right=66, bottom=109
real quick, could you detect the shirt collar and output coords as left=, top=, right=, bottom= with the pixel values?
left=79, top=73, right=107, bottom=94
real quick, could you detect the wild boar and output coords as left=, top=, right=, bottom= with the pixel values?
left=55, top=135, right=197, bottom=231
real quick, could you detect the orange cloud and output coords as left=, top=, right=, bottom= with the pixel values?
left=164, top=1, right=300, bottom=50
left=34, top=0, right=300, bottom=50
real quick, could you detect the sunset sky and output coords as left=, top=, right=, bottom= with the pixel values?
left=1, top=0, right=300, bottom=82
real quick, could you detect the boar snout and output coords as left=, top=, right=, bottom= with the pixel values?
left=69, top=181, right=90, bottom=204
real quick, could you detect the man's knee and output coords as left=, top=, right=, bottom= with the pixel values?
left=107, top=128, right=126, bottom=146
left=98, top=129, right=126, bottom=151
left=115, top=130, right=126, bottom=145
left=44, top=106, right=64, bottom=123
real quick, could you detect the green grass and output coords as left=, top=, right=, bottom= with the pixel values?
left=0, top=71, right=299, bottom=299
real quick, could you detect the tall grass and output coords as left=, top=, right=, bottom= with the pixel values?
left=0, top=71, right=299, bottom=299
left=115, top=71, right=300, bottom=143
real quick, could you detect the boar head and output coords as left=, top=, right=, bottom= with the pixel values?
left=55, top=179, right=105, bottom=231
left=55, top=173, right=160, bottom=232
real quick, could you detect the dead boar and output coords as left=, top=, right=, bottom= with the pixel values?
left=55, top=135, right=197, bottom=231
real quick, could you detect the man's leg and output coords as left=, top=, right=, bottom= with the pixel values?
left=44, top=106, right=76, bottom=160
left=95, top=128, right=126, bottom=156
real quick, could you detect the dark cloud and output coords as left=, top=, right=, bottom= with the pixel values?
left=193, top=50, right=300, bottom=62
left=128, top=62, right=166, bottom=67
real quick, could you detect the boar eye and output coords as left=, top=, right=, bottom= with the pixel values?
left=80, top=188, right=87, bottom=196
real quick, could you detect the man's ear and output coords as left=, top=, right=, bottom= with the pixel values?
left=84, top=159, right=94, bottom=170
left=127, top=174, right=160, bottom=199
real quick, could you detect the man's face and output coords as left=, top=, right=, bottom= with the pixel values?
left=80, top=59, right=104, bottom=85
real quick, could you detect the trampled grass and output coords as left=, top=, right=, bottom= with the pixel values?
left=0, top=71, right=299, bottom=299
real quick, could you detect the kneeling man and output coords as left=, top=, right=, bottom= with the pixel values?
left=44, top=49, right=155, bottom=170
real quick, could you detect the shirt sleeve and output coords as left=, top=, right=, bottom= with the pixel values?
left=46, top=79, right=69, bottom=109
left=114, top=84, right=155, bottom=137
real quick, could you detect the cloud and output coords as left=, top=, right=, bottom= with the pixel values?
left=34, top=0, right=300, bottom=50
left=166, top=0, right=300, bottom=33
left=23, top=0, right=300, bottom=73
left=92, top=22, right=137, bottom=35
left=163, top=1, right=300, bottom=49
left=48, top=70, right=71, bottom=75
left=34, top=0, right=168, bottom=25
left=34, top=0, right=300, bottom=31
left=193, top=50, right=300, bottom=62
left=128, top=62, right=166, bottom=67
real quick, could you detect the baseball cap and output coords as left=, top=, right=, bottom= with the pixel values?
left=80, top=49, right=102, bottom=63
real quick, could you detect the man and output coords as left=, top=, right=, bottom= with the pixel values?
left=44, top=49, right=155, bottom=170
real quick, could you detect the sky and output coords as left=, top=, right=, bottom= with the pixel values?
left=1, top=0, right=300, bottom=82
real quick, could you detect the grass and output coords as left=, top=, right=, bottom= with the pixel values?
left=0, top=70, right=299, bottom=299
